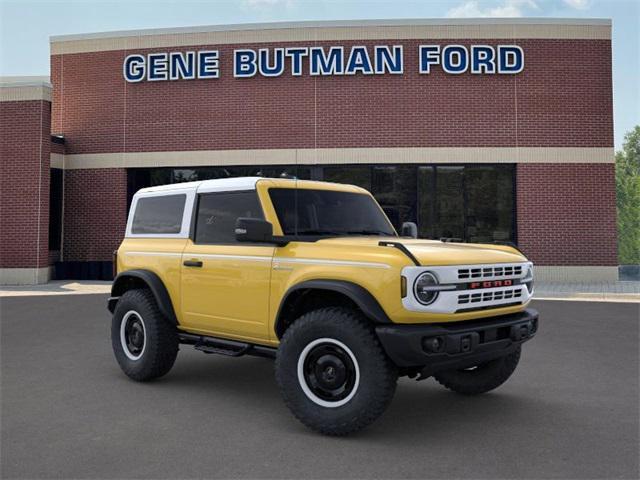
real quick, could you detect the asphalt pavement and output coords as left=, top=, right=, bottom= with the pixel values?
left=1, top=295, right=638, bottom=479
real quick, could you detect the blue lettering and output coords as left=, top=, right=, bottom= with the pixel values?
left=234, top=49, right=257, bottom=77
left=375, top=45, right=403, bottom=74
left=285, top=47, right=308, bottom=76
left=197, top=51, right=219, bottom=79
left=345, top=46, right=373, bottom=75
left=470, top=46, right=496, bottom=74
left=123, top=54, right=145, bottom=82
left=169, top=52, right=196, bottom=80
left=147, top=53, right=168, bottom=81
left=498, top=45, right=524, bottom=74
left=309, top=47, right=344, bottom=75
left=442, top=45, right=468, bottom=74
left=258, top=48, right=285, bottom=77
left=419, top=45, right=440, bottom=74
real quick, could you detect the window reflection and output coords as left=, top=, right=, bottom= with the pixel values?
left=127, top=164, right=515, bottom=243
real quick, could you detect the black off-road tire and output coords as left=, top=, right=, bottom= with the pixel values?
left=111, top=289, right=179, bottom=382
left=275, top=307, right=398, bottom=436
left=434, top=347, right=521, bottom=395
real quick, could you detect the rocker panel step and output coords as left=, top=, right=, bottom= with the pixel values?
left=178, top=332, right=277, bottom=359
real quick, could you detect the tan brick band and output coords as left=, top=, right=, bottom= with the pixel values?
left=0, top=85, right=52, bottom=102
left=56, top=147, right=613, bottom=170
left=50, top=19, right=611, bottom=55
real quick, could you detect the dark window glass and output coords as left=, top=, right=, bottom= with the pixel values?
left=417, top=166, right=435, bottom=239
left=269, top=188, right=396, bottom=237
left=132, top=195, right=186, bottom=234
left=371, top=166, right=417, bottom=230
left=127, top=166, right=311, bottom=208
left=48, top=169, right=63, bottom=250
left=434, top=166, right=465, bottom=239
left=195, top=191, right=264, bottom=244
left=127, top=168, right=171, bottom=210
left=465, top=165, right=514, bottom=243
left=415, top=165, right=515, bottom=242
left=323, top=166, right=371, bottom=191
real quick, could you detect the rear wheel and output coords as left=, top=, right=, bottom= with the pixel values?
left=275, top=307, right=398, bottom=436
left=111, top=289, right=179, bottom=381
left=433, top=347, right=521, bottom=395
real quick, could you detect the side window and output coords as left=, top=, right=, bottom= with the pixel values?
left=195, top=191, right=264, bottom=244
left=132, top=194, right=186, bottom=234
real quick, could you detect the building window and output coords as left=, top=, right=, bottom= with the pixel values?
left=194, top=191, right=264, bottom=244
left=418, top=164, right=515, bottom=243
left=127, top=163, right=515, bottom=244
left=48, top=168, right=63, bottom=250
left=371, top=166, right=417, bottom=229
left=127, top=166, right=311, bottom=209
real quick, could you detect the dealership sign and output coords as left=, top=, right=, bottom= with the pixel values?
left=123, top=45, right=524, bottom=82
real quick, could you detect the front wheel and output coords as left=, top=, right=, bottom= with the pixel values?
left=433, top=347, right=521, bottom=395
left=275, top=307, right=398, bottom=436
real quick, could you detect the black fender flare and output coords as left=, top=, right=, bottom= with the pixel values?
left=275, top=279, right=392, bottom=338
left=108, top=269, right=178, bottom=325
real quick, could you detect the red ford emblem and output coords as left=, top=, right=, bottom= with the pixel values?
left=470, top=279, right=513, bottom=289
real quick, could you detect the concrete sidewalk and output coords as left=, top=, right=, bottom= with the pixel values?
left=1, top=279, right=639, bottom=302
left=534, top=281, right=640, bottom=303
left=0, top=281, right=111, bottom=297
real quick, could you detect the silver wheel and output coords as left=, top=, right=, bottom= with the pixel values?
left=120, top=310, right=147, bottom=361
left=296, top=338, right=360, bottom=408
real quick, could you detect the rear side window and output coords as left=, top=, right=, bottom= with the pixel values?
left=195, top=191, right=263, bottom=244
left=131, top=194, right=186, bottom=234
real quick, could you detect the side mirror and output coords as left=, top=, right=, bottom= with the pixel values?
left=401, top=222, right=418, bottom=239
left=235, top=218, right=274, bottom=243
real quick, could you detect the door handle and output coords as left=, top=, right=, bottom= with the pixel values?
left=183, top=260, right=203, bottom=268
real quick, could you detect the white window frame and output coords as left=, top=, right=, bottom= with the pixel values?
left=125, top=188, right=196, bottom=239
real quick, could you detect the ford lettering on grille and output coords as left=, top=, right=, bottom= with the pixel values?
left=470, top=279, right=514, bottom=289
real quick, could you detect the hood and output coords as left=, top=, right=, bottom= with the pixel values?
left=317, top=237, right=527, bottom=266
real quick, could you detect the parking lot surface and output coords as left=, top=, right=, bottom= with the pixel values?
left=1, top=295, right=638, bottom=479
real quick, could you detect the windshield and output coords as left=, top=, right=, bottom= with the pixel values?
left=269, top=188, right=397, bottom=237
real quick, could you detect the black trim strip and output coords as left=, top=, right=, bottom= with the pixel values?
left=378, top=241, right=421, bottom=266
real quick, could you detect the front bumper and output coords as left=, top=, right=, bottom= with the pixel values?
left=376, top=309, right=538, bottom=373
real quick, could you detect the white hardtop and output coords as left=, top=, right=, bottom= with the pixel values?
left=137, top=176, right=264, bottom=195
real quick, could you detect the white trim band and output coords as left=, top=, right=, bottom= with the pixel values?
left=58, top=147, right=614, bottom=170
left=50, top=19, right=612, bottom=55
left=276, top=258, right=391, bottom=269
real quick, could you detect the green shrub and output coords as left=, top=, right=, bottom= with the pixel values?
left=616, top=126, right=640, bottom=265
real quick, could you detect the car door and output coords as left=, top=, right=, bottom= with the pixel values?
left=180, top=188, right=274, bottom=343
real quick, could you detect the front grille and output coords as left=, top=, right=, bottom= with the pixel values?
left=458, top=265, right=523, bottom=280
left=458, top=288, right=523, bottom=305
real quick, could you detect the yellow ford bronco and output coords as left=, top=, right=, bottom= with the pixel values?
left=108, top=177, right=538, bottom=435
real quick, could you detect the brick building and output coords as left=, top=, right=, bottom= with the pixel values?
left=0, top=18, right=616, bottom=284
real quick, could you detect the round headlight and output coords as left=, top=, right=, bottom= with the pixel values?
left=414, top=272, right=439, bottom=305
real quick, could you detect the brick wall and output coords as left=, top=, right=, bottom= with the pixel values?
left=51, top=39, right=612, bottom=154
left=48, top=34, right=615, bottom=269
left=516, top=163, right=617, bottom=266
left=0, top=99, right=50, bottom=269
left=62, top=168, right=127, bottom=261
left=51, top=140, right=65, bottom=154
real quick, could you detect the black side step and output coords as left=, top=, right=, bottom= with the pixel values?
left=178, top=332, right=277, bottom=359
